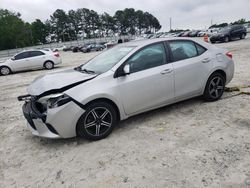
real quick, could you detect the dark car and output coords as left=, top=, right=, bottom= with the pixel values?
left=81, top=44, right=105, bottom=53
left=210, top=25, right=247, bottom=43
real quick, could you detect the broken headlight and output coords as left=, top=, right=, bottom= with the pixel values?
left=46, top=94, right=71, bottom=109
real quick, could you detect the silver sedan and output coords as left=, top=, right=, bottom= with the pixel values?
left=18, top=38, right=234, bottom=140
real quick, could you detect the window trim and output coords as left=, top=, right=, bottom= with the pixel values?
left=165, top=39, right=207, bottom=63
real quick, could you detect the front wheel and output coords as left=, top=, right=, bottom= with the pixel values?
left=0, top=66, right=11, bottom=76
left=76, top=101, right=118, bottom=141
left=203, top=73, right=225, bottom=101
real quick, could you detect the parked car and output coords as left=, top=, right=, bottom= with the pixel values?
left=53, top=46, right=66, bottom=52
left=188, top=30, right=201, bottom=37
left=210, top=25, right=247, bottom=43
left=244, top=23, right=250, bottom=33
left=181, top=31, right=191, bottom=37
left=63, top=46, right=75, bottom=52
left=18, top=38, right=234, bottom=140
left=81, top=44, right=106, bottom=53
left=0, top=50, right=62, bottom=76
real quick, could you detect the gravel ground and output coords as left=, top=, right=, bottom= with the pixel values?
left=0, top=37, right=250, bottom=188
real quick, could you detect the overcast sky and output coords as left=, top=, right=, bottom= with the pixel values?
left=1, top=0, right=250, bottom=31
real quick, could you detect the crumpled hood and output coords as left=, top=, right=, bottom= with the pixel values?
left=27, top=68, right=97, bottom=96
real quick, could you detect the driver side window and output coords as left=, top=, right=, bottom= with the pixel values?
left=14, top=52, right=29, bottom=60
left=127, top=43, right=167, bottom=73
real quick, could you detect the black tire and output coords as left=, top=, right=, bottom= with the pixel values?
left=203, top=72, right=225, bottom=101
left=0, top=66, right=11, bottom=76
left=211, top=41, right=215, bottom=44
left=76, top=101, right=118, bottom=141
left=224, top=36, right=229, bottom=43
left=44, top=61, right=54, bottom=70
left=240, top=33, right=246, bottom=39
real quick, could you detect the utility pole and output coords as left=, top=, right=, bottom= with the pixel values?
left=170, top=17, right=172, bottom=32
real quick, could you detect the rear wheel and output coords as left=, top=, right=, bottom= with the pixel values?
left=0, top=66, right=11, bottom=76
left=44, top=61, right=54, bottom=70
left=76, top=101, right=118, bottom=141
left=203, top=72, right=225, bottom=101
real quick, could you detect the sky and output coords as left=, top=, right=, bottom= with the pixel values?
left=0, top=0, right=250, bottom=31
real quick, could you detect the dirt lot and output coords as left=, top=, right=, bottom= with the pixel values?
left=0, top=37, right=250, bottom=188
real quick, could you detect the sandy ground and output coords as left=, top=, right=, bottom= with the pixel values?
left=0, top=37, right=250, bottom=188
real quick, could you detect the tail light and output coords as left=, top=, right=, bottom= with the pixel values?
left=54, top=52, right=60, bottom=57
left=226, top=52, right=232, bottom=59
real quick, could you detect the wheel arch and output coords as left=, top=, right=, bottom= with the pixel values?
left=83, top=98, right=121, bottom=122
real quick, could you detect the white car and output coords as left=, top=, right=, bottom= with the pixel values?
left=0, top=50, right=62, bottom=75
left=18, top=38, right=234, bottom=140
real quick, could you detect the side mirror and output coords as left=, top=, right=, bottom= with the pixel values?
left=11, top=57, right=15, bottom=60
left=114, top=64, right=130, bottom=78
left=123, top=64, right=130, bottom=75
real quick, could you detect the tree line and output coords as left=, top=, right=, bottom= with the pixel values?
left=209, top=18, right=249, bottom=29
left=0, top=8, right=161, bottom=50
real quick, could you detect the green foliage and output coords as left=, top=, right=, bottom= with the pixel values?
left=31, top=19, right=49, bottom=44
left=0, top=8, right=162, bottom=50
left=0, top=9, right=31, bottom=50
left=209, top=23, right=228, bottom=28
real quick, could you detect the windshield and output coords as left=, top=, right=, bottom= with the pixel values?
left=79, top=46, right=135, bottom=74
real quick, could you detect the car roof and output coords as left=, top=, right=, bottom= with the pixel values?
left=119, top=37, right=203, bottom=48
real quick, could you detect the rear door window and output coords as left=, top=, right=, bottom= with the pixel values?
left=29, top=51, right=45, bottom=57
left=169, top=40, right=198, bottom=61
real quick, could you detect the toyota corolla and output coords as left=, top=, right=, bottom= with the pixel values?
left=18, top=38, right=234, bottom=140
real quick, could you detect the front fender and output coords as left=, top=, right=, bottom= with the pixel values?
left=65, top=74, right=127, bottom=120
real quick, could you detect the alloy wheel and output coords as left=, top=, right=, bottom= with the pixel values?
left=84, top=107, right=112, bottom=137
left=45, top=62, right=54, bottom=69
left=208, top=76, right=224, bottom=99
left=0, top=67, right=10, bottom=75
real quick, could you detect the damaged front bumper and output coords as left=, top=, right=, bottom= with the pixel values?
left=19, top=94, right=85, bottom=139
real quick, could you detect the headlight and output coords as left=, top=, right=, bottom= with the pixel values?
left=47, top=94, right=71, bottom=108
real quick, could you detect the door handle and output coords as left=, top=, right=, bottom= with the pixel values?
left=202, top=58, right=211, bottom=63
left=161, top=69, right=173, bottom=75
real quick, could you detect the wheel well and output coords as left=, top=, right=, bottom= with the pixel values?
left=85, top=98, right=121, bottom=121
left=212, top=70, right=226, bottom=82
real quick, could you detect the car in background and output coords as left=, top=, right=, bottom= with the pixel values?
left=180, top=31, right=191, bottom=37
left=210, top=25, right=247, bottom=43
left=18, top=38, right=234, bottom=140
left=0, top=50, right=62, bottom=76
left=53, top=46, right=66, bottom=52
left=81, top=44, right=106, bottom=53
left=188, top=30, right=201, bottom=37
left=244, top=23, right=250, bottom=33
left=63, top=46, right=75, bottom=52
